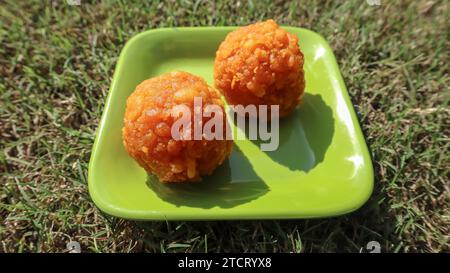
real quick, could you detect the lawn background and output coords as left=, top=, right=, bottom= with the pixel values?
left=1, top=0, right=448, bottom=252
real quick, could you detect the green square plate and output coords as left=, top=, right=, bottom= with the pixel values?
left=88, top=26, right=374, bottom=220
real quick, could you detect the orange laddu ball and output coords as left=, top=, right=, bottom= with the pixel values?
left=122, top=71, right=233, bottom=183
left=214, top=19, right=305, bottom=118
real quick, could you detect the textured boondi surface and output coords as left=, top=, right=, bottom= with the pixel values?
left=122, top=71, right=232, bottom=182
left=214, top=19, right=305, bottom=118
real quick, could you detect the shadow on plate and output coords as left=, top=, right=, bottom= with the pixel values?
left=146, top=145, right=269, bottom=209
left=146, top=93, right=333, bottom=208
left=241, top=93, right=334, bottom=173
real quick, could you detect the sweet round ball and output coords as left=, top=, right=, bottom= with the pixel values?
left=214, top=19, right=305, bottom=118
left=122, top=71, right=233, bottom=183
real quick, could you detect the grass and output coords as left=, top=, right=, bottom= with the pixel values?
left=0, top=0, right=448, bottom=253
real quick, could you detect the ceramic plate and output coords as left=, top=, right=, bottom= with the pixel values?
left=88, top=27, right=374, bottom=220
